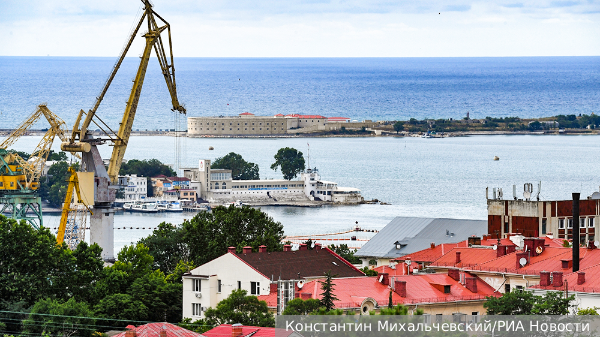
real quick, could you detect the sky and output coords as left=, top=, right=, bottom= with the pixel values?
left=1, top=0, right=599, bottom=57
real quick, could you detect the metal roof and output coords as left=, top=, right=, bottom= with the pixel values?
left=355, top=217, right=487, bottom=259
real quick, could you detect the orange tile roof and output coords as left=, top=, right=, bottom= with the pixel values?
left=268, top=274, right=498, bottom=309
left=372, top=264, right=410, bottom=276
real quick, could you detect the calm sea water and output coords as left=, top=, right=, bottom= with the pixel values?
left=12, top=135, right=600, bottom=255
left=1, top=57, right=599, bottom=130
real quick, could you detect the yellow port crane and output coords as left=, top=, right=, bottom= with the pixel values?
left=57, top=166, right=92, bottom=249
left=0, top=104, right=73, bottom=229
left=1, top=104, right=71, bottom=191
left=60, top=0, right=186, bottom=260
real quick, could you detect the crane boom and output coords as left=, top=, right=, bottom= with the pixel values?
left=57, top=166, right=92, bottom=247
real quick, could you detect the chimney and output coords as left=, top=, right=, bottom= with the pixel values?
left=540, top=271, right=551, bottom=286
left=159, top=329, right=167, bottom=337
left=561, top=259, right=573, bottom=269
left=394, top=280, right=407, bottom=297
left=497, top=245, right=507, bottom=257
left=588, top=240, right=596, bottom=249
left=270, top=283, right=278, bottom=294
left=573, top=193, right=580, bottom=272
left=232, top=323, right=243, bottom=337
left=515, top=251, right=529, bottom=269
left=468, top=236, right=481, bottom=246
left=455, top=251, right=461, bottom=264
left=314, top=243, right=322, bottom=251
left=228, top=247, right=236, bottom=254
left=299, top=243, right=308, bottom=251
left=430, top=242, right=435, bottom=249
left=243, top=246, right=252, bottom=254
left=300, top=293, right=311, bottom=300
left=448, top=268, right=460, bottom=281
left=465, top=277, right=478, bottom=293
left=552, top=272, right=563, bottom=287
left=378, top=272, right=389, bottom=285
left=578, top=272, right=585, bottom=285
left=125, top=330, right=137, bottom=337
left=259, top=245, right=267, bottom=253
left=523, top=238, right=534, bottom=253
left=283, top=244, right=292, bottom=252
left=505, top=245, right=517, bottom=254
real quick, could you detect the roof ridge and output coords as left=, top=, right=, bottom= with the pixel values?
left=323, top=247, right=365, bottom=275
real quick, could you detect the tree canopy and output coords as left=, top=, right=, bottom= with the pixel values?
left=270, top=147, right=305, bottom=180
left=211, top=152, right=259, bottom=180
left=282, top=298, right=322, bottom=315
left=319, top=271, right=339, bottom=311
left=203, top=289, right=275, bottom=328
left=39, top=161, right=79, bottom=207
left=484, top=290, right=574, bottom=315
left=393, top=121, right=404, bottom=134
left=119, top=158, right=176, bottom=178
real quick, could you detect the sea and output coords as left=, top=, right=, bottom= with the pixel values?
left=1, top=56, right=600, bottom=255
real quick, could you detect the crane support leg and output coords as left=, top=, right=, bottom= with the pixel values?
left=0, top=194, right=43, bottom=229
left=90, top=208, right=115, bottom=261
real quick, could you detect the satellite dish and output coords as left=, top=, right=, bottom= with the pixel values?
left=297, top=281, right=304, bottom=289
left=405, top=260, right=412, bottom=266
left=536, top=246, right=543, bottom=254
left=592, top=192, right=600, bottom=200
left=519, top=257, right=527, bottom=266
left=595, top=241, right=600, bottom=247
left=523, top=191, right=531, bottom=199
left=492, top=245, right=498, bottom=250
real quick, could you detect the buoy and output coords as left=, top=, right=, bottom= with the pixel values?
left=209, top=146, right=214, bottom=150
left=494, top=156, right=500, bottom=161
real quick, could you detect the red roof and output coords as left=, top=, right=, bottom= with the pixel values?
left=372, top=264, right=411, bottom=276
left=285, top=114, right=326, bottom=119
left=531, top=262, right=600, bottom=293
left=274, top=114, right=284, bottom=117
left=429, top=247, right=499, bottom=268
left=112, top=323, right=201, bottom=337
left=203, top=324, right=294, bottom=337
left=264, top=273, right=498, bottom=309
left=239, top=112, right=254, bottom=116
left=396, top=242, right=469, bottom=264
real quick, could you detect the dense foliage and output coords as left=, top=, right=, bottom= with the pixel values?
left=271, top=147, right=305, bottom=180
left=319, top=271, right=339, bottom=311
left=38, top=161, right=79, bottom=207
left=0, top=215, right=183, bottom=335
left=282, top=298, right=322, bottom=315
left=484, top=290, right=574, bottom=315
left=211, top=152, right=259, bottom=180
left=328, top=244, right=360, bottom=264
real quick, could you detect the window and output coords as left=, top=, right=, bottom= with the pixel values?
left=443, top=285, right=451, bottom=294
left=504, top=222, right=509, bottom=233
left=505, top=284, right=510, bottom=293
left=238, top=281, right=241, bottom=290
left=218, top=279, right=222, bottom=293
left=542, top=219, right=547, bottom=235
left=589, top=218, right=595, bottom=228
left=581, top=218, right=586, bottom=228
left=251, top=281, right=260, bottom=295
left=568, top=219, right=573, bottom=228
left=192, top=303, right=202, bottom=316
left=559, top=219, right=565, bottom=229
left=193, top=279, right=201, bottom=292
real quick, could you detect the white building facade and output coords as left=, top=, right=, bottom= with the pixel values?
left=118, top=174, right=147, bottom=200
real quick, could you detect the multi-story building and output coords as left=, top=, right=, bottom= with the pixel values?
left=181, top=243, right=364, bottom=319
left=118, top=174, right=147, bottom=200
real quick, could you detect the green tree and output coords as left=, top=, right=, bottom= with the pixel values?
left=67, top=242, right=105, bottom=304
left=577, top=307, right=600, bottom=315
left=182, top=205, right=284, bottom=265
left=212, top=152, right=259, bottom=180
left=40, top=161, right=79, bottom=206
left=282, top=298, right=322, bottom=315
left=531, top=291, right=574, bottom=315
left=328, top=244, right=360, bottom=264
left=204, top=289, right=274, bottom=327
left=271, top=147, right=305, bottom=180
left=528, top=121, right=542, bottom=131
left=166, top=260, right=196, bottom=284
left=139, top=222, right=190, bottom=274
left=393, top=121, right=404, bottom=134
left=129, top=269, right=183, bottom=322
left=22, top=298, right=96, bottom=337
left=319, top=271, right=339, bottom=311
left=484, top=290, right=536, bottom=315
left=94, top=293, right=149, bottom=323
left=360, top=266, right=378, bottom=276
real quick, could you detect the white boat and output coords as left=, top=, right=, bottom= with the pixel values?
left=130, top=202, right=159, bottom=213
left=167, top=201, right=184, bottom=212
left=123, top=202, right=134, bottom=210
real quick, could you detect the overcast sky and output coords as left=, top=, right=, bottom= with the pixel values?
left=1, top=0, right=599, bottom=57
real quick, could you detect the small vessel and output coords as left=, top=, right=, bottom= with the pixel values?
left=493, top=156, right=500, bottom=161
left=130, top=202, right=159, bottom=213
left=123, top=202, right=134, bottom=210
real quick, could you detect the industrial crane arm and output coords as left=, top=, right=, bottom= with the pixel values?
left=57, top=166, right=92, bottom=245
